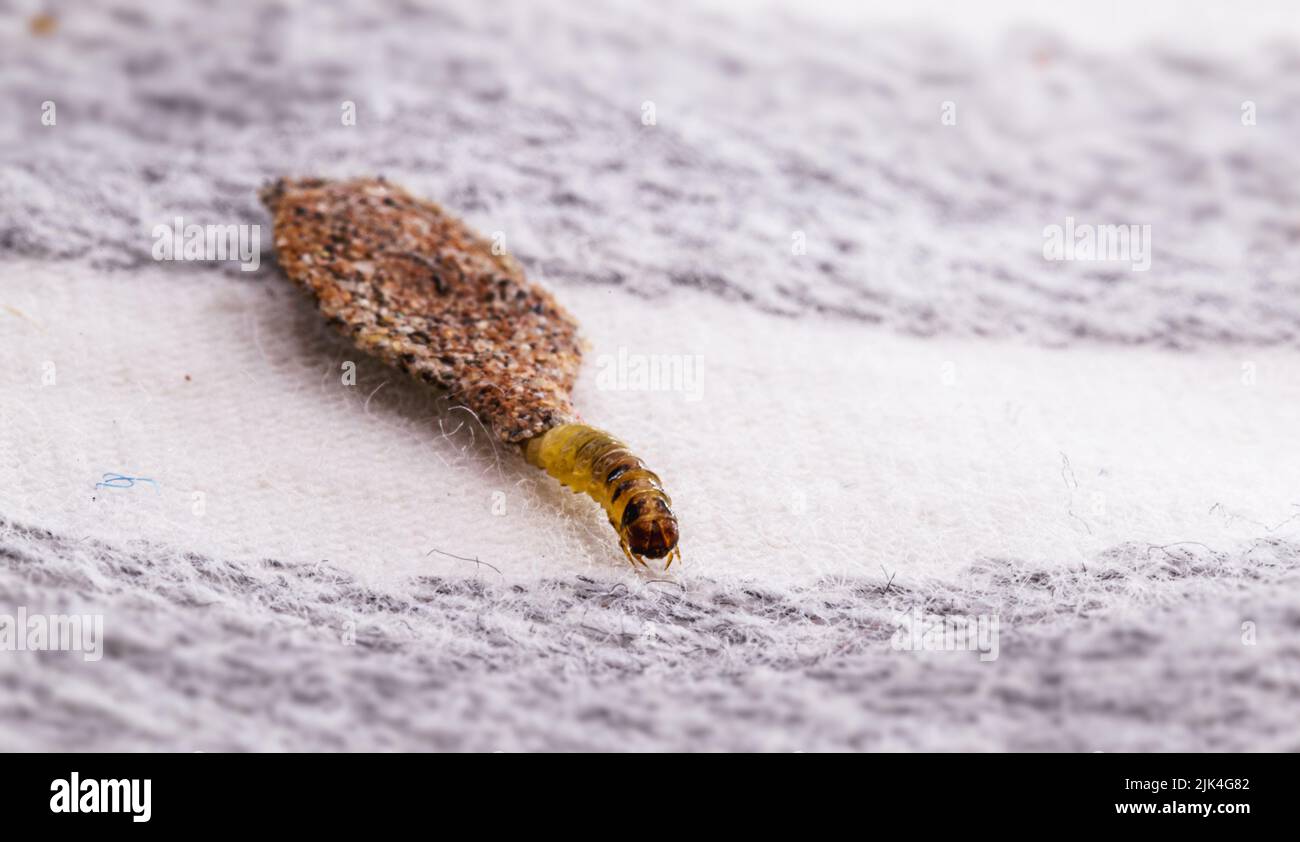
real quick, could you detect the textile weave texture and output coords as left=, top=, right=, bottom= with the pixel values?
left=1, top=0, right=1297, bottom=751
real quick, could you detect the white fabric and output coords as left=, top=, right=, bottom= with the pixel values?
left=3, top=262, right=1298, bottom=587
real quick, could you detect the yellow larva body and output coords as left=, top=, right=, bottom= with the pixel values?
left=523, top=424, right=680, bottom=568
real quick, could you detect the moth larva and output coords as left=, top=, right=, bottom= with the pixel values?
left=523, top=423, right=680, bottom=567
left=262, top=176, right=682, bottom=569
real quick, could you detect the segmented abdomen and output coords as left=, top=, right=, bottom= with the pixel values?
left=523, top=424, right=680, bottom=565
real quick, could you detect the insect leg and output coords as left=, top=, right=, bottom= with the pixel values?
left=619, top=540, right=648, bottom=568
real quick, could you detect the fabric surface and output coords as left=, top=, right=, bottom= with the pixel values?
left=1, top=0, right=1298, bottom=751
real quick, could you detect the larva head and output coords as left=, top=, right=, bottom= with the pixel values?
left=620, top=495, right=679, bottom=559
